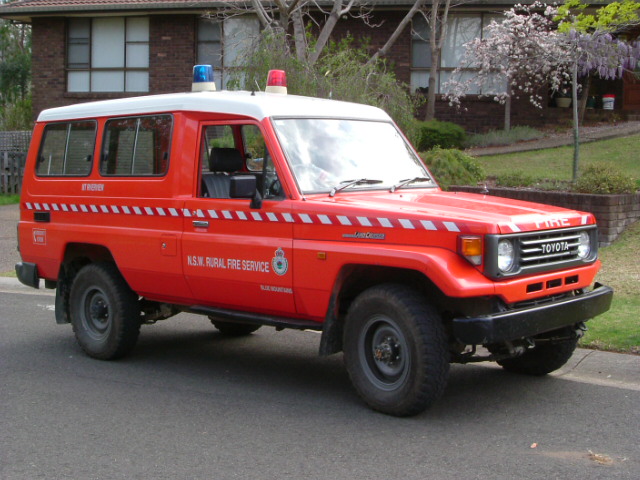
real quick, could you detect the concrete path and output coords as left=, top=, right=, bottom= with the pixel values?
left=0, top=203, right=19, bottom=274
left=467, top=120, right=640, bottom=157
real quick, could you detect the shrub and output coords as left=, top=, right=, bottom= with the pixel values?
left=573, top=163, right=637, bottom=194
left=422, top=147, right=485, bottom=190
left=465, top=126, right=544, bottom=148
left=0, top=96, right=33, bottom=130
left=496, top=171, right=537, bottom=188
left=415, top=120, right=466, bottom=151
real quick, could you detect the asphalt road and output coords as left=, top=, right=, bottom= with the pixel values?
left=1, top=288, right=638, bottom=480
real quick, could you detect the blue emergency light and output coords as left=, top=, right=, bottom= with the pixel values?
left=192, top=65, right=216, bottom=92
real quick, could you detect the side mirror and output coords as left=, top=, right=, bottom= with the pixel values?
left=229, top=175, right=257, bottom=199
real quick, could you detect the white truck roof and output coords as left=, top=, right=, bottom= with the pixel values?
left=37, top=90, right=392, bottom=123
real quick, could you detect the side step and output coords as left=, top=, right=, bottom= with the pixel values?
left=189, top=305, right=323, bottom=331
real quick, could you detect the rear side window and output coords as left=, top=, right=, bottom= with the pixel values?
left=36, top=121, right=96, bottom=176
left=101, top=114, right=172, bottom=176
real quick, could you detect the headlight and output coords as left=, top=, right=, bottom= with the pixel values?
left=577, top=231, right=591, bottom=259
left=497, top=239, right=515, bottom=272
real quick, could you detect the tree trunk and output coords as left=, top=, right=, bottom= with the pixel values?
left=309, top=0, right=358, bottom=65
left=504, top=94, right=511, bottom=132
left=369, top=0, right=427, bottom=64
left=578, top=74, right=592, bottom=126
left=291, top=8, right=307, bottom=61
left=424, top=0, right=441, bottom=121
left=572, top=61, right=580, bottom=182
left=425, top=51, right=439, bottom=121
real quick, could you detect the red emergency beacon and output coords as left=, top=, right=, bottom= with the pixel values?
left=265, top=69, right=287, bottom=94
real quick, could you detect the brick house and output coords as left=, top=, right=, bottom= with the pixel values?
left=0, top=0, right=637, bottom=131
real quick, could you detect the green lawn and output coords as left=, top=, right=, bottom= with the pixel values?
left=581, top=220, right=640, bottom=354
left=0, top=194, right=20, bottom=205
left=477, top=134, right=640, bottom=183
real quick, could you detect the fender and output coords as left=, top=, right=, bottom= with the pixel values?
left=293, top=240, right=495, bottom=310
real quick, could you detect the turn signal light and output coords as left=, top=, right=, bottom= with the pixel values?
left=459, top=236, right=483, bottom=266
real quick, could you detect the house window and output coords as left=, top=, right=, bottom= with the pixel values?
left=411, top=13, right=501, bottom=95
left=67, top=17, right=149, bottom=93
left=197, top=16, right=259, bottom=89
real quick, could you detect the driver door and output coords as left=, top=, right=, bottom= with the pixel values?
left=182, top=122, right=296, bottom=316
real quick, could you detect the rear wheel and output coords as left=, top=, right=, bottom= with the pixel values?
left=209, top=318, right=261, bottom=336
left=496, top=327, right=579, bottom=375
left=70, top=263, right=141, bottom=360
left=343, top=284, right=449, bottom=417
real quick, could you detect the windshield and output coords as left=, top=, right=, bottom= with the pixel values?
left=272, top=118, right=435, bottom=194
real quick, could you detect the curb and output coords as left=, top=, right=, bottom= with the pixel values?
left=0, top=276, right=52, bottom=295
left=551, top=347, right=640, bottom=391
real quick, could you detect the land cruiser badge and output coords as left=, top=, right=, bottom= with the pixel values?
left=272, top=248, right=289, bottom=276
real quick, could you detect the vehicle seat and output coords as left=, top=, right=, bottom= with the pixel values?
left=202, top=147, right=244, bottom=198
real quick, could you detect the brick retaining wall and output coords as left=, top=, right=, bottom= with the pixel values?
left=451, top=186, right=640, bottom=247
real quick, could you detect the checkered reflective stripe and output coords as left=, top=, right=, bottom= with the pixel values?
left=24, top=202, right=467, bottom=233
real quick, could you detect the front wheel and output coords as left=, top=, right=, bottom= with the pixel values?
left=70, top=263, right=141, bottom=360
left=343, top=284, right=449, bottom=417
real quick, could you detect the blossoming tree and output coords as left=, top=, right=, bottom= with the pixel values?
left=443, top=2, right=567, bottom=132
left=445, top=1, right=640, bottom=180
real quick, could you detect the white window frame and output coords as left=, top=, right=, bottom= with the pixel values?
left=410, top=13, right=501, bottom=95
left=67, top=16, right=149, bottom=93
left=197, top=16, right=260, bottom=90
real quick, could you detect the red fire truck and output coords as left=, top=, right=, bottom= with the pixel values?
left=16, top=67, right=613, bottom=416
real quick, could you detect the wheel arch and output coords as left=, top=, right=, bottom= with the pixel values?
left=319, top=264, right=447, bottom=356
left=54, top=243, right=118, bottom=325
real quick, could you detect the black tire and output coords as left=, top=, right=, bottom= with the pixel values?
left=69, top=263, right=141, bottom=360
left=209, top=318, right=261, bottom=336
left=343, top=284, right=449, bottom=417
left=496, top=328, right=578, bottom=376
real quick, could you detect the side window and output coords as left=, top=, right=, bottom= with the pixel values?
left=198, top=124, right=283, bottom=200
left=36, top=121, right=96, bottom=176
left=241, top=125, right=283, bottom=200
left=100, top=114, right=172, bottom=176
left=199, top=125, right=238, bottom=198
left=200, top=124, right=234, bottom=176
left=242, top=125, right=267, bottom=172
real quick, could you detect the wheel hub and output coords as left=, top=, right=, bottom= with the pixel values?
left=373, top=335, right=401, bottom=366
left=90, top=299, right=109, bottom=320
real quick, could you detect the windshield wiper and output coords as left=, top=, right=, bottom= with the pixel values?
left=390, top=177, right=432, bottom=193
left=330, top=178, right=383, bottom=197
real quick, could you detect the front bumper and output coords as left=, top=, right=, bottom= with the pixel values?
left=452, top=283, right=613, bottom=345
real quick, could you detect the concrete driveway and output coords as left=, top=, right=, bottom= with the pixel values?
left=0, top=203, right=19, bottom=274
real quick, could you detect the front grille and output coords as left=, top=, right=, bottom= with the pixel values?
left=519, top=231, right=582, bottom=272
left=484, top=226, right=598, bottom=279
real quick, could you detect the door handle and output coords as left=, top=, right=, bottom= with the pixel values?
left=192, top=220, right=210, bottom=228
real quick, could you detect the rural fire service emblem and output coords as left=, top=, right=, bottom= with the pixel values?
left=272, top=248, right=289, bottom=276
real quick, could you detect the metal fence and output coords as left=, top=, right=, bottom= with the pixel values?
left=0, top=131, right=30, bottom=195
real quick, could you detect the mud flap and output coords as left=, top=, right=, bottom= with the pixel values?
left=55, top=276, right=71, bottom=324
